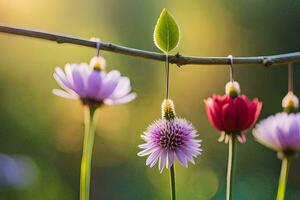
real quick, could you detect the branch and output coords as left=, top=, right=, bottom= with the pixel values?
left=0, top=25, right=300, bottom=66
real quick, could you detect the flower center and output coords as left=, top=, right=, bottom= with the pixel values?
left=81, top=98, right=103, bottom=108
left=159, top=125, right=183, bottom=150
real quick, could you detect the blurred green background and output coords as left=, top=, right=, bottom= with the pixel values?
left=0, top=0, right=300, bottom=199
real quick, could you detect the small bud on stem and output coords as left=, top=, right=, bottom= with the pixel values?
left=282, top=92, right=299, bottom=113
left=161, top=99, right=176, bottom=120
left=225, top=81, right=240, bottom=98
left=89, top=56, right=106, bottom=71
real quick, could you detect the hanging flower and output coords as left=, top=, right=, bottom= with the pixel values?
left=253, top=90, right=299, bottom=200
left=253, top=112, right=300, bottom=157
left=53, top=55, right=136, bottom=200
left=53, top=56, right=136, bottom=107
left=138, top=99, right=202, bottom=172
left=204, top=81, right=262, bottom=143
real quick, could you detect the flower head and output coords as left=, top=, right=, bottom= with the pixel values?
left=253, top=112, right=300, bottom=158
left=204, top=84, right=262, bottom=143
left=138, top=99, right=201, bottom=172
left=53, top=56, right=136, bottom=107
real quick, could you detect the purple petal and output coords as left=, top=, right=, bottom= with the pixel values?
left=53, top=72, right=77, bottom=96
left=181, top=147, right=195, bottom=164
left=86, top=71, right=103, bottom=98
left=72, top=69, right=85, bottom=97
left=54, top=67, right=73, bottom=89
left=277, top=126, right=291, bottom=149
left=159, top=151, right=167, bottom=172
left=98, top=70, right=120, bottom=99
left=167, top=150, right=174, bottom=169
left=109, top=77, right=131, bottom=99
left=175, top=149, right=188, bottom=168
left=288, top=118, right=300, bottom=138
left=138, top=146, right=160, bottom=157
left=146, top=149, right=162, bottom=167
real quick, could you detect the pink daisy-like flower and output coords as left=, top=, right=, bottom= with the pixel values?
left=138, top=99, right=202, bottom=172
left=52, top=56, right=136, bottom=106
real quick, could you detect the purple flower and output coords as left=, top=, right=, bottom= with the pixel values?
left=53, top=57, right=136, bottom=106
left=138, top=118, right=202, bottom=172
left=253, top=112, right=300, bottom=156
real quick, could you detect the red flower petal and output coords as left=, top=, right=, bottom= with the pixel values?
left=204, top=98, right=224, bottom=131
left=221, top=102, right=237, bottom=132
left=244, top=97, right=262, bottom=129
left=234, top=96, right=249, bottom=131
left=214, top=95, right=230, bottom=108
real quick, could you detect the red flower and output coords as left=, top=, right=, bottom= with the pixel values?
left=204, top=95, right=262, bottom=143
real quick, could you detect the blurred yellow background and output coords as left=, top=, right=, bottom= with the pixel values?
left=0, top=0, right=300, bottom=199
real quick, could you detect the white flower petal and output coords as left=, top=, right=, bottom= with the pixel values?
left=52, top=89, right=78, bottom=99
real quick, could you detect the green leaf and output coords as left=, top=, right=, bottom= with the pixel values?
left=153, top=8, right=180, bottom=53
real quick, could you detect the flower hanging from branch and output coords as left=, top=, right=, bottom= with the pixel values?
left=204, top=69, right=262, bottom=200
left=253, top=87, right=299, bottom=200
left=204, top=81, right=262, bottom=143
left=53, top=54, right=136, bottom=200
left=138, top=99, right=202, bottom=172
left=139, top=8, right=200, bottom=200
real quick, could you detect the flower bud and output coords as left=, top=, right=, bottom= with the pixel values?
left=282, top=92, right=299, bottom=113
left=161, top=99, right=176, bottom=120
left=225, top=81, right=240, bottom=98
left=89, top=56, right=106, bottom=71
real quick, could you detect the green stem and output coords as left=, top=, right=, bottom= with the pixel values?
left=170, top=165, right=176, bottom=200
left=80, top=106, right=96, bottom=200
left=276, top=157, right=291, bottom=200
left=226, top=135, right=237, bottom=200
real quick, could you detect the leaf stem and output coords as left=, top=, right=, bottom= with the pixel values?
left=80, top=106, right=96, bottom=200
left=276, top=157, right=291, bottom=200
left=165, top=54, right=170, bottom=99
left=170, top=165, right=176, bottom=200
left=226, top=135, right=237, bottom=200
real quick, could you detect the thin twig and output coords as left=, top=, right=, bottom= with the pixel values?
left=0, top=25, right=300, bottom=66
